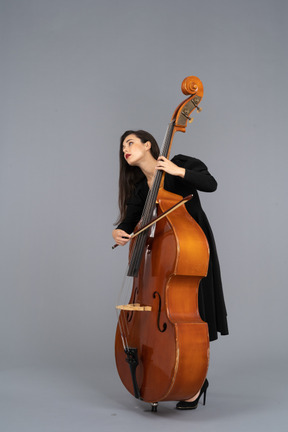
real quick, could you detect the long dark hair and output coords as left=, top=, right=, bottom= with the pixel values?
left=116, top=130, right=160, bottom=225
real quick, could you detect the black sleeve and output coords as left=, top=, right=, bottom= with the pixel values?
left=172, top=154, right=217, bottom=192
left=116, top=182, right=148, bottom=234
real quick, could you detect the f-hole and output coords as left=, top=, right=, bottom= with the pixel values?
left=153, top=291, right=167, bottom=333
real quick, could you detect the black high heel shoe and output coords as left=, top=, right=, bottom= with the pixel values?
left=176, top=379, right=209, bottom=410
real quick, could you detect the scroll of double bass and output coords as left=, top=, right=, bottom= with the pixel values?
left=114, top=76, right=210, bottom=411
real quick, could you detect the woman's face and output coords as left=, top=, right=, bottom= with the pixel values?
left=122, top=134, right=151, bottom=166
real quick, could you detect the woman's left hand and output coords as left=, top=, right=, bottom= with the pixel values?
left=156, top=156, right=185, bottom=177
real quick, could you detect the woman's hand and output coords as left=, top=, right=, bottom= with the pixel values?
left=156, top=156, right=185, bottom=177
left=112, top=229, right=131, bottom=246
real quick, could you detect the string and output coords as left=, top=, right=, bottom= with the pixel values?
left=127, top=121, right=175, bottom=277
left=118, top=121, right=175, bottom=348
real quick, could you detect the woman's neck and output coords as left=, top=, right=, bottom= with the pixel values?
left=138, top=154, right=157, bottom=188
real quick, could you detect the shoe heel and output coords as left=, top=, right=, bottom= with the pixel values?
left=203, top=388, right=207, bottom=405
left=202, top=379, right=209, bottom=405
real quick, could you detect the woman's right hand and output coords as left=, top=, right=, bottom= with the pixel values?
left=112, top=229, right=131, bottom=246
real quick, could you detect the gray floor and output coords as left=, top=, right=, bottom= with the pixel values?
left=1, top=358, right=287, bottom=432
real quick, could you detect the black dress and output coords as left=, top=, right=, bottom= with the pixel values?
left=117, top=154, right=228, bottom=341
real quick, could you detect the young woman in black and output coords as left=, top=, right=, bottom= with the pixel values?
left=112, top=129, right=228, bottom=409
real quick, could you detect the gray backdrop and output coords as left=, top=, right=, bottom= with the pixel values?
left=1, top=0, right=288, bottom=431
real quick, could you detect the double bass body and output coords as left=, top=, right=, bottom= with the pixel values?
left=115, top=187, right=210, bottom=403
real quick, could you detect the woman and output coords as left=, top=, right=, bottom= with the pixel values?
left=112, top=130, right=228, bottom=409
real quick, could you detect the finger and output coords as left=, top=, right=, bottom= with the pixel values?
left=120, top=238, right=130, bottom=246
left=119, top=234, right=130, bottom=244
left=119, top=231, right=130, bottom=239
left=156, top=160, right=165, bottom=167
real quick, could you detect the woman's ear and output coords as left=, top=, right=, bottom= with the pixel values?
left=145, top=141, right=151, bottom=150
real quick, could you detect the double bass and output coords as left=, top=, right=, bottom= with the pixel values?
left=114, top=76, right=210, bottom=411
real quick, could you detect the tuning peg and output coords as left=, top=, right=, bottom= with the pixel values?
left=182, top=110, right=194, bottom=123
left=196, top=106, right=202, bottom=113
